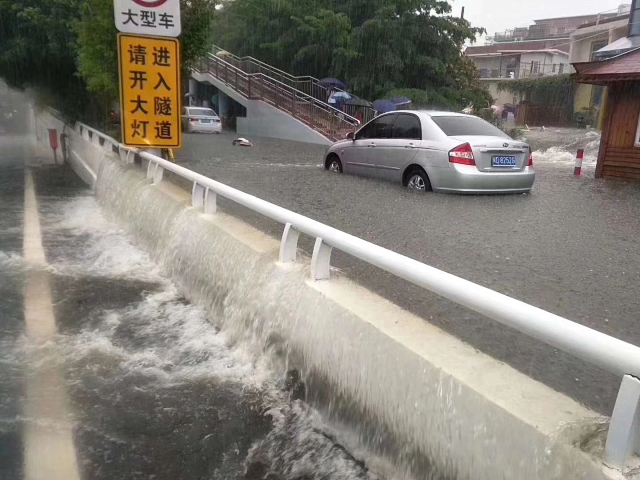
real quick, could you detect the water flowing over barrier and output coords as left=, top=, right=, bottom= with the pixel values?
left=34, top=110, right=639, bottom=479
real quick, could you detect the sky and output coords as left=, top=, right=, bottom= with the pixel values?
left=457, top=0, right=629, bottom=43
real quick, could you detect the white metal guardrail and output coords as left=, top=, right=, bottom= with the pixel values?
left=71, top=118, right=640, bottom=474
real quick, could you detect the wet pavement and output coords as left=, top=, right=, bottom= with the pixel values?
left=177, top=129, right=640, bottom=414
left=0, top=133, right=381, bottom=480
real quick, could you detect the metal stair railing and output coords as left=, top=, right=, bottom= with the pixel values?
left=194, top=54, right=359, bottom=142
left=210, top=45, right=332, bottom=102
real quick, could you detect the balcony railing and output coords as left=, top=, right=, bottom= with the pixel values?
left=478, top=63, right=569, bottom=80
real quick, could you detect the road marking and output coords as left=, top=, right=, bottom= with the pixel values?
left=22, top=169, right=81, bottom=480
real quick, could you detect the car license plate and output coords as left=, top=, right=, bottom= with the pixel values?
left=492, top=155, right=517, bottom=167
left=200, top=119, right=211, bottom=124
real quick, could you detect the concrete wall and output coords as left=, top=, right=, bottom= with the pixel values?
left=569, top=21, right=628, bottom=125
left=191, top=71, right=331, bottom=146
left=569, top=19, right=629, bottom=65
left=35, top=111, right=621, bottom=480
left=237, top=99, right=331, bottom=145
left=34, top=111, right=100, bottom=187
left=481, top=80, right=518, bottom=105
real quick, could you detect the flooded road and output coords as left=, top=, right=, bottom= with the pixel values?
left=0, top=135, right=382, bottom=480
left=177, top=129, right=640, bottom=414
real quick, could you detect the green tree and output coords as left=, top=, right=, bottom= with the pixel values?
left=0, top=0, right=217, bottom=125
left=213, top=0, right=489, bottom=109
left=0, top=0, right=91, bottom=120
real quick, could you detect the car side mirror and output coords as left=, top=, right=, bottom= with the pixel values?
left=346, top=131, right=355, bottom=140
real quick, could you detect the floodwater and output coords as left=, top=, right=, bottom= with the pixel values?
left=0, top=134, right=387, bottom=480
left=178, top=128, right=640, bottom=415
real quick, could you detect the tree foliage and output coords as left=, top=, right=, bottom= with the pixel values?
left=0, top=0, right=216, bottom=125
left=214, top=0, right=491, bottom=109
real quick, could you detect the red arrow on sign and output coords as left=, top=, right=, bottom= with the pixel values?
left=132, top=0, right=168, bottom=7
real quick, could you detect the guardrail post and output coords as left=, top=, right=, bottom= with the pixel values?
left=311, top=238, right=332, bottom=280
left=204, top=188, right=217, bottom=214
left=248, top=76, right=252, bottom=98
left=279, top=223, right=300, bottom=263
left=146, top=160, right=156, bottom=180
left=152, top=165, right=164, bottom=184
left=604, top=375, right=640, bottom=472
left=192, top=182, right=206, bottom=208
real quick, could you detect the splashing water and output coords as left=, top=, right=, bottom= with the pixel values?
left=525, top=128, right=601, bottom=167
left=12, top=188, right=385, bottom=480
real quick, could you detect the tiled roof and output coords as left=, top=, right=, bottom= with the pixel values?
left=572, top=47, right=640, bottom=84
left=574, top=47, right=640, bottom=75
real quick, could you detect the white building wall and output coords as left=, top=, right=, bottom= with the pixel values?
left=191, top=71, right=332, bottom=146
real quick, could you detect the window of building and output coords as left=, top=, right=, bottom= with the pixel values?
left=590, top=40, right=608, bottom=61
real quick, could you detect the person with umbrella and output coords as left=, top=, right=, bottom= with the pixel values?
left=329, top=91, right=351, bottom=112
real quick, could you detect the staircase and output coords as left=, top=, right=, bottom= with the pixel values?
left=193, top=47, right=360, bottom=142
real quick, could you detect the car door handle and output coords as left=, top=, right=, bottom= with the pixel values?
left=369, top=143, right=376, bottom=148
left=405, top=143, right=416, bottom=149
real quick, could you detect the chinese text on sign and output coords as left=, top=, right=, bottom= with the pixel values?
left=118, top=34, right=182, bottom=148
left=114, top=0, right=181, bottom=37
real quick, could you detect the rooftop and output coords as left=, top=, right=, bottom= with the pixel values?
left=573, top=47, right=640, bottom=85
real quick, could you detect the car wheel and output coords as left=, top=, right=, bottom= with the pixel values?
left=406, top=168, right=431, bottom=192
left=326, top=155, right=343, bottom=173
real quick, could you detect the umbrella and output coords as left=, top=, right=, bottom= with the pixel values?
left=330, top=91, right=351, bottom=100
left=345, top=97, right=372, bottom=107
left=373, top=100, right=396, bottom=113
left=319, top=78, right=347, bottom=90
left=390, top=97, right=412, bottom=108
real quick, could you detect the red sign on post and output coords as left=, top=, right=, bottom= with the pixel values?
left=114, top=0, right=181, bottom=37
left=48, top=129, right=58, bottom=150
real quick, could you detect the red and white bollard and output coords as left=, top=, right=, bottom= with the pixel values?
left=574, top=149, right=584, bottom=176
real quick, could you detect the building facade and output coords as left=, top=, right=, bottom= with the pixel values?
left=466, top=7, right=630, bottom=115
left=569, top=14, right=630, bottom=127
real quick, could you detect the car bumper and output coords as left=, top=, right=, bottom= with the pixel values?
left=433, top=165, right=535, bottom=194
left=187, top=123, right=222, bottom=133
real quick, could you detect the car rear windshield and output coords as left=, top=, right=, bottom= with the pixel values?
left=189, top=108, right=218, bottom=117
left=431, top=116, right=509, bottom=138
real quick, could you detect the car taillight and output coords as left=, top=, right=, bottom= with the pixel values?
left=189, top=118, right=198, bottom=123
left=449, top=143, right=475, bottom=166
left=527, top=149, right=533, bottom=166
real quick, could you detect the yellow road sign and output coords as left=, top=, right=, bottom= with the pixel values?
left=118, top=33, right=181, bottom=148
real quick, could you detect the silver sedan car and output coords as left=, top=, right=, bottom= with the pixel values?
left=182, top=107, right=222, bottom=134
left=324, top=111, right=535, bottom=193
